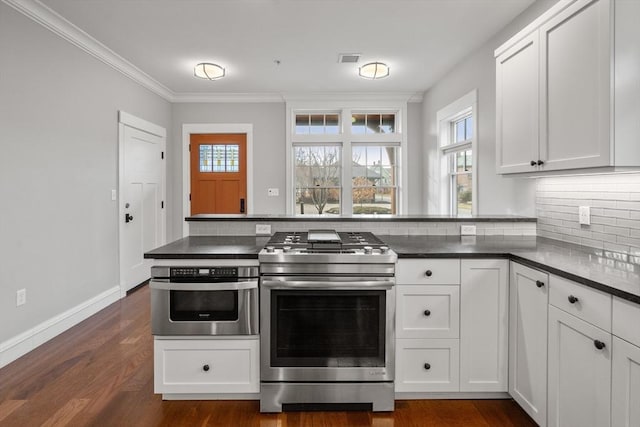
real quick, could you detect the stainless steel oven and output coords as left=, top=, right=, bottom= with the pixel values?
left=150, top=266, right=258, bottom=336
left=259, top=230, right=397, bottom=412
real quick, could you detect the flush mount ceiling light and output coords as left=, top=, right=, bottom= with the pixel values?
left=358, top=62, right=389, bottom=80
left=194, top=63, right=225, bottom=80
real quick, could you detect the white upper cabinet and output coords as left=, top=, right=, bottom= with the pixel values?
left=495, top=0, right=640, bottom=174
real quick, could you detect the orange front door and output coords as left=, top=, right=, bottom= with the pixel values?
left=190, top=134, right=247, bottom=215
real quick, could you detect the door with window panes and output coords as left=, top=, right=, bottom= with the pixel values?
left=190, top=134, right=247, bottom=214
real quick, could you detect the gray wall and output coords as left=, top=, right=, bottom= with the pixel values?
left=0, top=3, right=171, bottom=343
left=421, top=0, right=559, bottom=216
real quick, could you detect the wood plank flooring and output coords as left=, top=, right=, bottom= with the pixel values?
left=0, top=285, right=536, bottom=426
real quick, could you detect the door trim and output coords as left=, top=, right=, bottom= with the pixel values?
left=118, top=111, right=167, bottom=297
left=182, top=123, right=254, bottom=237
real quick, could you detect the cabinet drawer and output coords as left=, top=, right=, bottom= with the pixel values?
left=549, top=275, right=612, bottom=332
left=395, top=339, right=460, bottom=393
left=154, top=338, right=259, bottom=394
left=613, top=297, right=640, bottom=347
left=396, top=285, right=460, bottom=339
left=397, top=259, right=460, bottom=285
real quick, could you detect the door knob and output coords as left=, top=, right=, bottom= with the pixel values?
left=125, top=213, right=134, bottom=223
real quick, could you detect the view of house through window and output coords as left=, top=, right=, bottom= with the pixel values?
left=451, top=116, right=473, bottom=215
left=291, top=108, right=404, bottom=215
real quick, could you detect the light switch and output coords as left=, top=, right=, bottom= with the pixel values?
left=267, top=188, right=279, bottom=197
left=579, top=206, right=591, bottom=225
left=111, top=189, right=117, bottom=201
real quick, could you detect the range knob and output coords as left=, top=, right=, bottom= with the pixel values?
left=380, top=246, right=389, bottom=254
left=283, top=246, right=292, bottom=253
left=364, top=246, right=373, bottom=254
left=265, top=246, right=275, bottom=253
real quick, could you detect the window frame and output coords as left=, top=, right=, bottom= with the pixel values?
left=286, top=101, right=407, bottom=216
left=436, top=90, right=478, bottom=216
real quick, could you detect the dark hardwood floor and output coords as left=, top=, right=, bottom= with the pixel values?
left=0, top=285, right=536, bottom=426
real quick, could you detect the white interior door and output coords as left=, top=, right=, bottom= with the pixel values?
left=119, top=113, right=166, bottom=294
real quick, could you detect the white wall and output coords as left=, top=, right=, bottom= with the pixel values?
left=0, top=3, right=171, bottom=344
left=422, top=0, right=559, bottom=216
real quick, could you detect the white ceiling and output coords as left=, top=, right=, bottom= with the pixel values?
left=40, top=0, right=535, bottom=98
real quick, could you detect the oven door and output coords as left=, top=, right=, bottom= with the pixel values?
left=150, top=280, right=258, bottom=336
left=260, top=278, right=395, bottom=382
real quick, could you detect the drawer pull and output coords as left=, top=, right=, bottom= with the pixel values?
left=425, top=270, right=433, bottom=277
left=203, top=364, right=210, bottom=372
left=536, top=280, right=545, bottom=288
left=530, top=160, right=537, bottom=166
left=424, top=363, right=431, bottom=370
left=423, top=309, right=431, bottom=316
left=568, top=295, right=579, bottom=304
left=594, top=340, right=606, bottom=350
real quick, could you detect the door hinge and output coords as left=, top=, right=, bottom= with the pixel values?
left=188, top=144, right=191, bottom=152
left=161, top=151, right=164, bottom=159
left=189, top=193, right=191, bottom=201
left=161, top=201, right=164, bottom=209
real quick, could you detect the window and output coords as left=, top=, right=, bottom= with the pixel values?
left=288, top=104, right=407, bottom=215
left=199, top=144, right=239, bottom=172
left=294, top=145, right=341, bottom=215
left=437, top=90, right=477, bottom=216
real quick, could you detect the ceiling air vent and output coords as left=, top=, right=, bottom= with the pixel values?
left=338, top=53, right=361, bottom=63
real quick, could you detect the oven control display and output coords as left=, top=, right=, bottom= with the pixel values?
left=170, top=267, right=238, bottom=278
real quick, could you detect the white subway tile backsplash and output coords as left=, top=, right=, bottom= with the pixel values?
left=536, top=174, right=640, bottom=253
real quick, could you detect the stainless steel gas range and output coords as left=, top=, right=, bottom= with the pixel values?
left=258, top=230, right=397, bottom=412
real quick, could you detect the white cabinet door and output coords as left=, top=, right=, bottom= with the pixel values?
left=548, top=306, right=611, bottom=427
left=612, top=336, right=640, bottom=427
left=496, top=32, right=540, bottom=173
left=460, top=259, right=508, bottom=392
left=509, top=262, right=549, bottom=426
left=396, top=285, right=460, bottom=339
left=539, top=0, right=611, bottom=171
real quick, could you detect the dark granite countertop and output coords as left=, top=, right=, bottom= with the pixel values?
left=144, top=235, right=639, bottom=304
left=144, top=236, right=270, bottom=259
left=186, top=214, right=536, bottom=222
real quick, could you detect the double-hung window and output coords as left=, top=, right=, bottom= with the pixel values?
left=288, top=104, right=406, bottom=216
left=437, top=90, right=477, bottom=216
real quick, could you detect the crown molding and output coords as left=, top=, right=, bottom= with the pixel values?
left=171, top=92, right=285, bottom=103
left=282, top=92, right=424, bottom=103
left=2, top=0, right=174, bottom=101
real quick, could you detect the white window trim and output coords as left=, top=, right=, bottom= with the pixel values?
left=286, top=101, right=408, bottom=216
left=436, top=90, right=478, bottom=216
left=181, top=123, right=254, bottom=237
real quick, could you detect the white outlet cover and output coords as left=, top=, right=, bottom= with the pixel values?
left=460, top=225, right=477, bottom=235
left=256, top=224, right=272, bottom=235
left=579, top=206, right=591, bottom=225
left=267, top=188, right=279, bottom=197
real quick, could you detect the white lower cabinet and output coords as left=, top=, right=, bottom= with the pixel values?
left=154, top=337, right=259, bottom=395
left=509, top=262, right=549, bottom=426
left=460, top=259, right=508, bottom=392
left=547, top=305, right=611, bottom=427
left=395, top=339, right=460, bottom=392
left=612, top=337, right=640, bottom=427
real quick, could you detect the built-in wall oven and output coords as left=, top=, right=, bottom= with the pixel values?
left=150, top=266, right=259, bottom=336
left=259, top=230, right=397, bottom=412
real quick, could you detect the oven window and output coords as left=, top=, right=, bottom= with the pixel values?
left=271, top=290, right=385, bottom=367
left=170, top=290, right=238, bottom=321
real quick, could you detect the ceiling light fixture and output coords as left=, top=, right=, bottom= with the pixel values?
left=358, top=62, right=389, bottom=80
left=194, top=63, right=225, bottom=80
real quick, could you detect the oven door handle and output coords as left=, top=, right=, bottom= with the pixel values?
left=149, top=280, right=258, bottom=291
left=260, top=279, right=394, bottom=290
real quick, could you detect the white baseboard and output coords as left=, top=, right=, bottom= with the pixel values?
left=0, top=286, right=121, bottom=369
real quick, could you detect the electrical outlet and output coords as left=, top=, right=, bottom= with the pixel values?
left=16, top=289, right=26, bottom=306
left=460, top=225, right=477, bottom=235
left=579, top=206, right=591, bottom=225
left=256, top=224, right=272, bottom=235
left=111, top=189, right=117, bottom=201
left=267, top=188, right=279, bottom=197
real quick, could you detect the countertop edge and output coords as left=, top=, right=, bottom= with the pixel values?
left=185, top=215, right=537, bottom=223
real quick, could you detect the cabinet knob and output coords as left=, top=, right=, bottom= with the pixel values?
left=424, top=363, right=431, bottom=370
left=425, top=270, right=433, bottom=277
left=530, top=160, right=537, bottom=166
left=568, top=295, right=579, bottom=304
left=536, top=280, right=545, bottom=288
left=203, top=364, right=210, bottom=372
left=537, top=160, right=545, bottom=166
left=594, top=340, right=606, bottom=350
left=424, top=309, right=431, bottom=316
